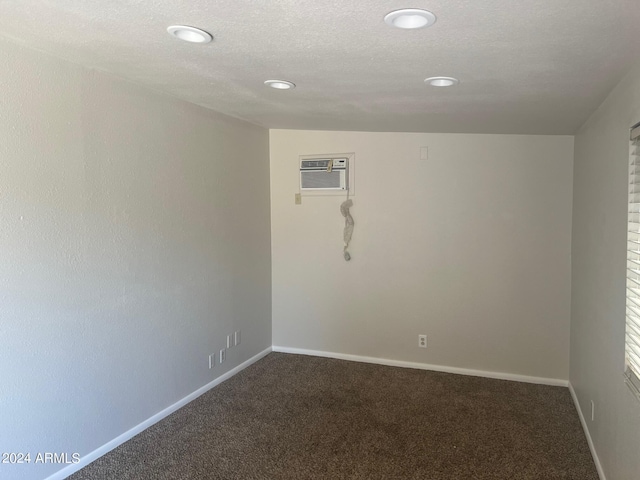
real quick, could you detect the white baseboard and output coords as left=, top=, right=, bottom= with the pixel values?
left=568, top=382, right=606, bottom=480
left=272, top=346, right=569, bottom=387
left=45, top=346, right=272, bottom=480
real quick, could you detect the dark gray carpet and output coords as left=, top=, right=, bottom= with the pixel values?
left=69, top=353, right=598, bottom=479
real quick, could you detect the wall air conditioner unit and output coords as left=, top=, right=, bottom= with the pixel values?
left=300, top=157, right=348, bottom=191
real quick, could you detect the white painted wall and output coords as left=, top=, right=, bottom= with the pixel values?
left=0, top=38, right=271, bottom=480
left=571, top=63, right=640, bottom=480
left=270, top=130, right=574, bottom=380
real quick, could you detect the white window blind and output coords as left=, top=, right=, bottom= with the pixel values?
left=626, top=121, right=640, bottom=399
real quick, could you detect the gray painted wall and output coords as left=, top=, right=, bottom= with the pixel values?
left=571, top=64, right=640, bottom=479
left=271, top=130, right=574, bottom=381
left=0, top=38, right=271, bottom=480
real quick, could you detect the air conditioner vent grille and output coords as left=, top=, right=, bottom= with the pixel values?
left=301, top=171, right=343, bottom=189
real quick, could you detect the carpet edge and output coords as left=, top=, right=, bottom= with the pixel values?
left=272, top=346, right=569, bottom=386
left=45, top=346, right=273, bottom=480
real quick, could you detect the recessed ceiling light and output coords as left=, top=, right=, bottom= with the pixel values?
left=264, top=80, right=296, bottom=90
left=167, top=25, right=213, bottom=44
left=424, top=76, right=459, bottom=87
left=384, top=9, right=436, bottom=29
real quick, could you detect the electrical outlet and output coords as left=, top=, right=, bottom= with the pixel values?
left=418, top=334, right=427, bottom=348
left=234, top=330, right=241, bottom=346
left=220, top=348, right=226, bottom=364
left=208, top=353, right=215, bottom=369
left=295, top=193, right=302, bottom=205
left=226, top=334, right=233, bottom=349
left=591, top=400, right=595, bottom=422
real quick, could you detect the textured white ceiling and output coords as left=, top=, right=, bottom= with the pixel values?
left=0, top=0, right=638, bottom=134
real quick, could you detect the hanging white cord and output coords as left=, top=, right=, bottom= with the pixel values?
left=340, top=195, right=354, bottom=261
